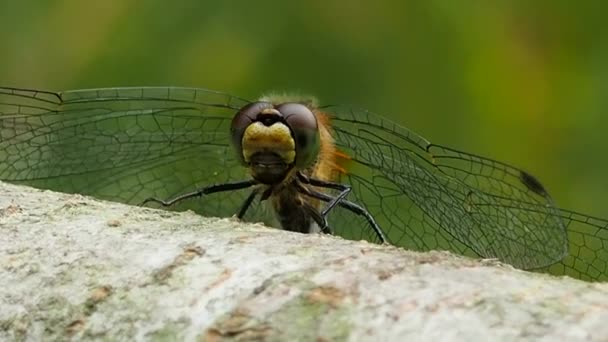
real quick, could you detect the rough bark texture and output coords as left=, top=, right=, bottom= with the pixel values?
left=1, top=181, right=607, bottom=341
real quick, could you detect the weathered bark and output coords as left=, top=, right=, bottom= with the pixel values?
left=0, top=181, right=607, bottom=341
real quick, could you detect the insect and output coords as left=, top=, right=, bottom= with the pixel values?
left=141, top=97, right=388, bottom=242
left=0, top=87, right=606, bottom=281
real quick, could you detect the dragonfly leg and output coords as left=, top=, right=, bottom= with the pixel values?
left=301, top=203, right=333, bottom=234
left=237, top=189, right=259, bottom=219
left=297, top=173, right=352, bottom=216
left=141, top=179, right=257, bottom=207
left=296, top=179, right=388, bottom=244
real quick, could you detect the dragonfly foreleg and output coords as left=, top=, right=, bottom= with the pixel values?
left=297, top=180, right=389, bottom=244
left=140, top=179, right=257, bottom=207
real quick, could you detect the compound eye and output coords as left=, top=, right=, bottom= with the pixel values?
left=231, top=102, right=274, bottom=165
left=275, top=103, right=321, bottom=169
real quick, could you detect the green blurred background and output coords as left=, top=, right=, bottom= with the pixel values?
left=1, top=0, right=606, bottom=218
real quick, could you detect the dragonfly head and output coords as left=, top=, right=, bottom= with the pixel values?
left=231, top=101, right=321, bottom=184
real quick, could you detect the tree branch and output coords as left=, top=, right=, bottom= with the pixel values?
left=0, top=181, right=606, bottom=341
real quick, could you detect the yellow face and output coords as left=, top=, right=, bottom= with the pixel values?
left=241, top=121, right=296, bottom=165
left=230, top=100, right=321, bottom=184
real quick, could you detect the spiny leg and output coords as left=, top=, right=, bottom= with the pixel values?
left=237, top=189, right=259, bottom=219
left=141, top=179, right=257, bottom=207
left=297, top=173, right=352, bottom=217
left=301, top=202, right=332, bottom=234
left=294, top=183, right=333, bottom=234
left=300, top=185, right=388, bottom=244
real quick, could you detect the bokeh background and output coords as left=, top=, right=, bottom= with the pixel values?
left=1, top=0, right=606, bottom=218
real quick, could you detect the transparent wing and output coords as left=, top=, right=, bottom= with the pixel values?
left=0, top=87, right=277, bottom=224
left=540, top=210, right=608, bottom=281
left=326, top=105, right=603, bottom=275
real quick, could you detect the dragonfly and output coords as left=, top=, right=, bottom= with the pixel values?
left=0, top=87, right=606, bottom=281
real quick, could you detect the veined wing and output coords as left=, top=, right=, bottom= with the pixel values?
left=541, top=210, right=608, bottom=281
left=327, top=105, right=571, bottom=270
left=328, top=105, right=608, bottom=280
left=0, top=87, right=272, bottom=221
